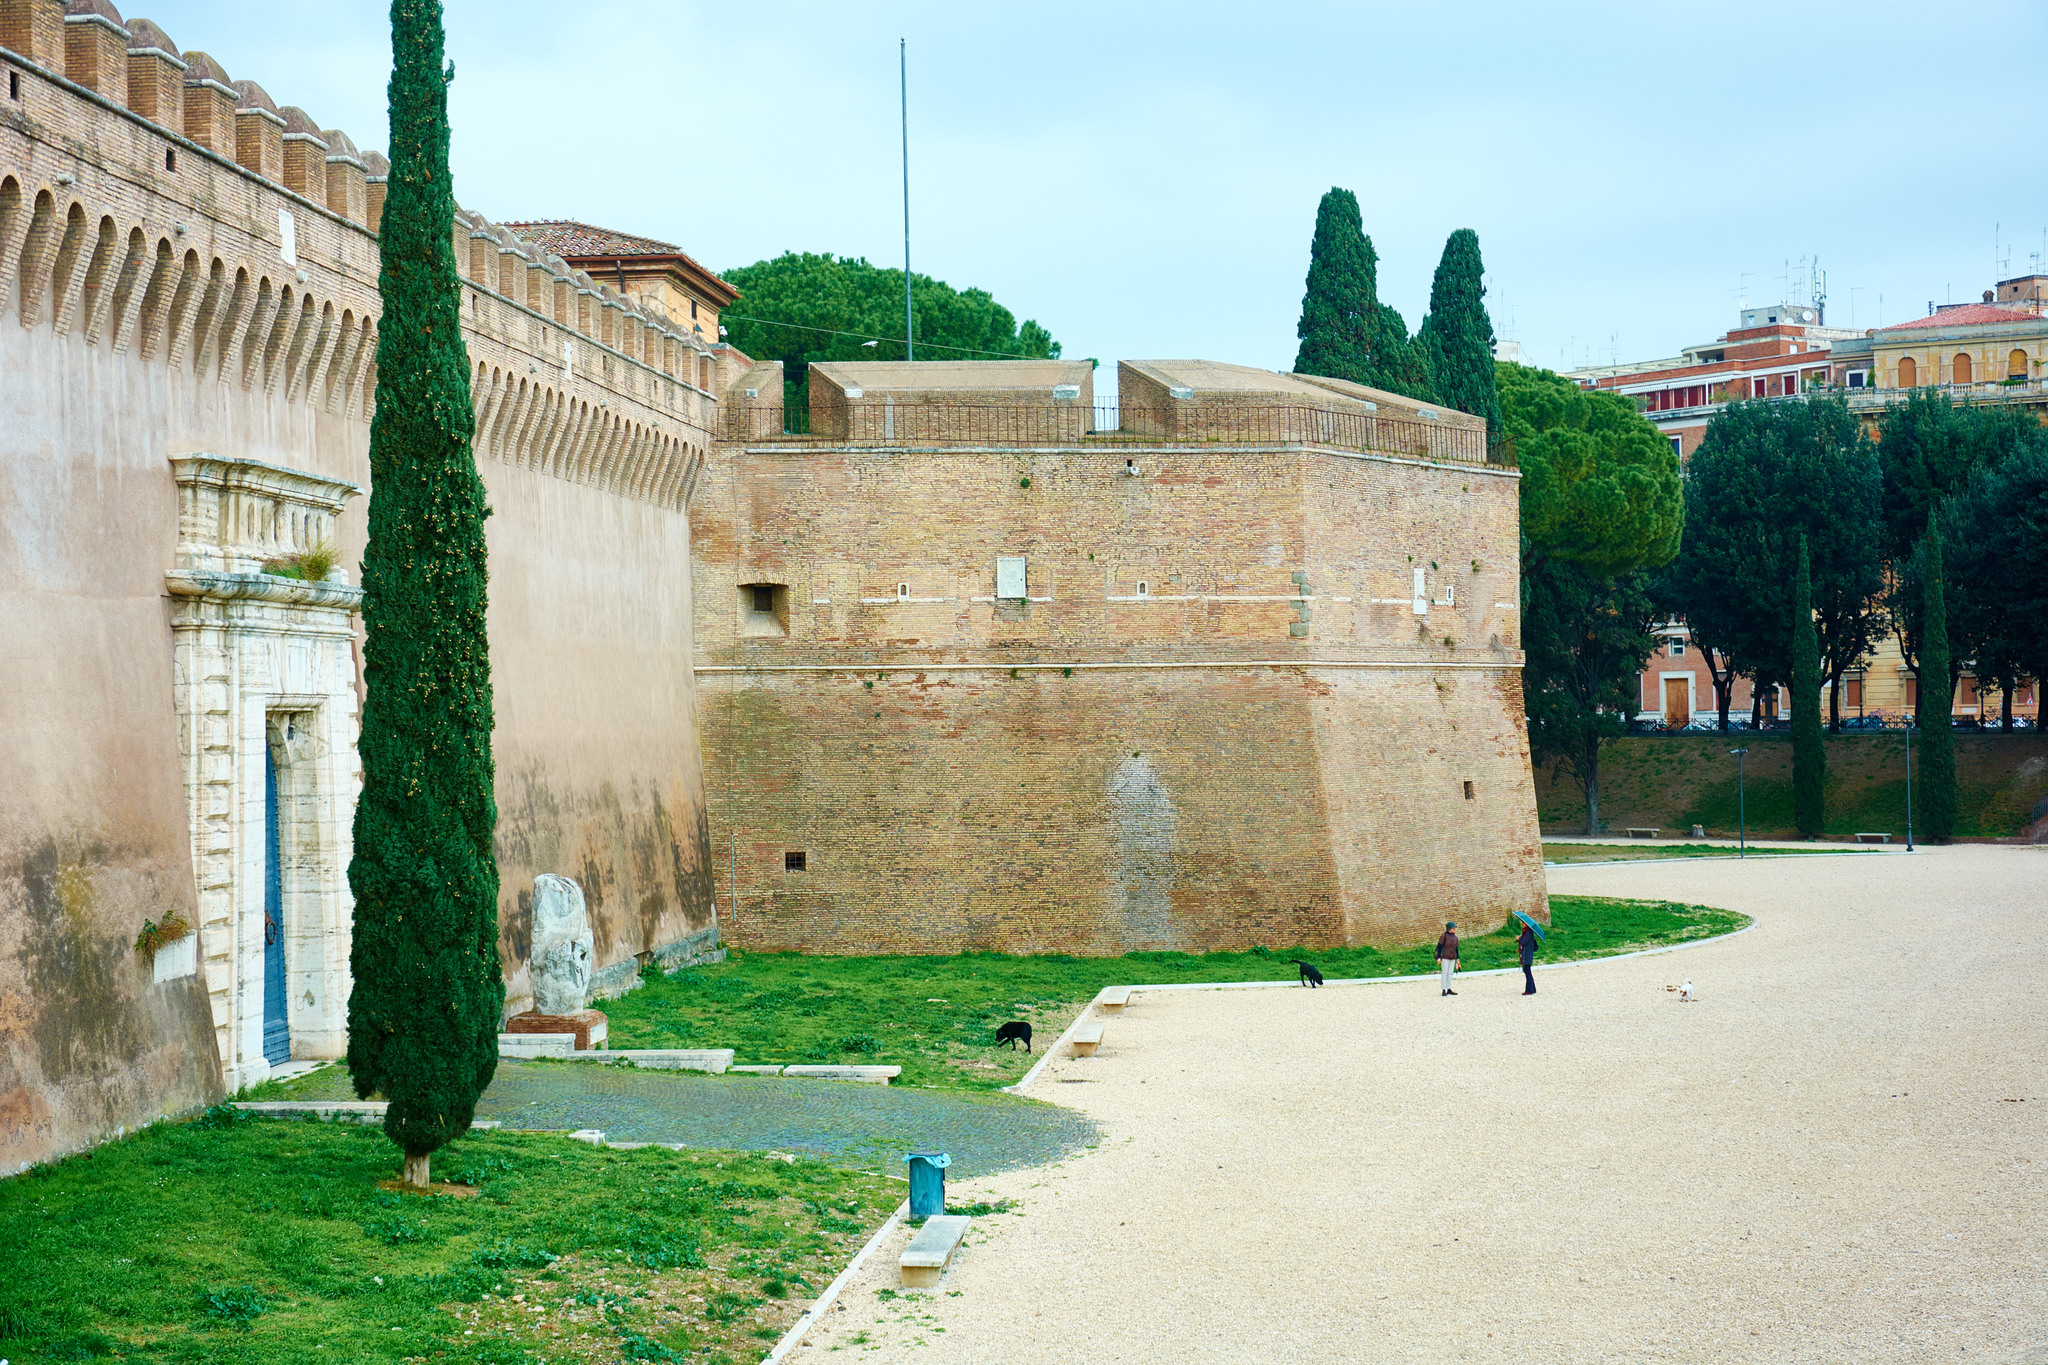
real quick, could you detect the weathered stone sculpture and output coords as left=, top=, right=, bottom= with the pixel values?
left=529, top=873, right=593, bottom=1015
left=504, top=873, right=607, bottom=1049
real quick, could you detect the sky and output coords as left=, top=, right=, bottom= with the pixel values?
left=135, top=0, right=2048, bottom=387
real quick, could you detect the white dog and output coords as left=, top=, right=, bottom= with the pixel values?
left=1679, top=978, right=1695, bottom=1003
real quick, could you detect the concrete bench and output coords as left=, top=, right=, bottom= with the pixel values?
left=1070, top=1024, right=1105, bottom=1057
left=900, top=1214, right=971, bottom=1288
left=1097, top=986, right=1133, bottom=1014
left=1854, top=832, right=1892, bottom=844
left=1624, top=827, right=1661, bottom=839
left=782, top=1065, right=900, bottom=1084
left=573, top=1049, right=733, bottom=1073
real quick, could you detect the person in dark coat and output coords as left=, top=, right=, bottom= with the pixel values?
left=1435, top=922, right=1460, bottom=996
left=1518, top=920, right=1538, bottom=995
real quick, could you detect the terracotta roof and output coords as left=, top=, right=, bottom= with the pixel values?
left=505, top=220, right=687, bottom=259
left=1878, top=304, right=2039, bottom=331
left=504, top=221, right=736, bottom=303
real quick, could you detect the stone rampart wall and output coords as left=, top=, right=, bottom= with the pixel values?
left=692, top=438, right=1544, bottom=953
left=0, top=15, right=716, bottom=1165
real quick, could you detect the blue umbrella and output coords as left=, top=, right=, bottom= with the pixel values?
left=1512, top=910, right=1547, bottom=942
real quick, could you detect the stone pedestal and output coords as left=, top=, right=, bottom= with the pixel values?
left=506, top=1009, right=608, bottom=1050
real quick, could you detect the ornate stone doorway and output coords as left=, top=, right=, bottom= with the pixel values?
left=167, top=455, right=363, bottom=1089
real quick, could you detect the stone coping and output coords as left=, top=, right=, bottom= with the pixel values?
left=231, top=1102, right=499, bottom=1130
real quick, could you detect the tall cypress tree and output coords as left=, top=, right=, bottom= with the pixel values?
left=1292, top=188, right=1434, bottom=402
left=347, top=0, right=500, bottom=1188
left=1916, top=514, right=1956, bottom=843
left=1790, top=535, right=1826, bottom=837
left=1293, top=188, right=1374, bottom=384
left=1417, top=229, right=1503, bottom=435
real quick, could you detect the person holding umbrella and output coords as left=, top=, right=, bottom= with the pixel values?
left=1435, top=921, right=1460, bottom=996
left=1513, top=910, right=1545, bottom=995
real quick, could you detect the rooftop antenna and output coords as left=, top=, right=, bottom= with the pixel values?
left=900, top=37, right=912, bottom=361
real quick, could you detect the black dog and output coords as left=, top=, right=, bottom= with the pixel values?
left=994, top=1021, right=1033, bottom=1052
left=1291, top=959, right=1324, bottom=988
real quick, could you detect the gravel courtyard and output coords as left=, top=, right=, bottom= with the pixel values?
left=804, top=845, right=2046, bottom=1364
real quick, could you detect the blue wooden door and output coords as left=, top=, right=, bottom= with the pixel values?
left=262, top=743, right=290, bottom=1065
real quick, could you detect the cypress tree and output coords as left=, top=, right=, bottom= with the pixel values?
left=1292, top=188, right=1434, bottom=402
left=1417, top=229, right=1503, bottom=435
left=1293, top=188, right=1374, bottom=385
left=346, top=0, right=501, bottom=1188
left=1790, top=535, right=1825, bottom=837
left=1916, top=514, right=1956, bottom=843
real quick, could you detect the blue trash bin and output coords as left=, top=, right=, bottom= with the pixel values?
left=904, top=1151, right=951, bottom=1218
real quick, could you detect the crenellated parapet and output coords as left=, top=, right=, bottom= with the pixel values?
left=0, top=0, right=717, bottom=507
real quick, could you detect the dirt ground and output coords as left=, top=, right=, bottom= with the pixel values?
left=795, top=846, right=2047, bottom=1364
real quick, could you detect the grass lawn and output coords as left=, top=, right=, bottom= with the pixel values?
left=0, top=1113, right=899, bottom=1364
left=603, top=896, right=1749, bottom=1093
left=1540, top=841, right=1856, bottom=864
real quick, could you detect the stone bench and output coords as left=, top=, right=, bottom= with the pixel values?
left=782, top=1065, right=900, bottom=1084
left=1854, top=832, right=1892, bottom=844
left=499, top=1032, right=576, bottom=1058
left=1624, top=827, right=1661, bottom=839
left=1097, top=986, right=1133, bottom=1014
left=1070, top=1024, right=1105, bottom=1058
left=900, top=1214, right=971, bottom=1288
left=574, top=1049, right=733, bottom=1073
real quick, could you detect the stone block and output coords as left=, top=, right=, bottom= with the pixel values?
left=506, top=1009, right=607, bottom=1050
left=499, top=1032, right=575, bottom=1057
left=781, top=1065, right=900, bottom=1084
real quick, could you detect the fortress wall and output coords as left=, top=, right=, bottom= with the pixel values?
left=1, top=17, right=716, bottom=1159
left=693, top=437, right=1544, bottom=953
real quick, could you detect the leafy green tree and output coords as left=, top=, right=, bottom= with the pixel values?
left=1291, top=188, right=1433, bottom=401
left=1416, top=229, right=1503, bottom=434
left=718, top=252, right=1058, bottom=395
left=1523, top=563, right=1661, bottom=835
left=347, top=0, right=501, bottom=1189
left=1916, top=515, right=1956, bottom=842
left=1502, top=364, right=1682, bottom=578
left=1790, top=536, right=1825, bottom=836
left=1877, top=392, right=2044, bottom=677
left=1658, top=396, right=1884, bottom=727
left=1939, top=438, right=2048, bottom=728
left=1502, top=363, right=1682, bottom=832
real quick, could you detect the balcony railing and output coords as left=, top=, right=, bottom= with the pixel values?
left=726, top=401, right=1514, bottom=468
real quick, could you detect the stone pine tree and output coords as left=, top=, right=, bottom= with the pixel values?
left=1417, top=229, right=1503, bottom=435
left=1916, top=513, right=1957, bottom=843
left=1790, top=536, right=1826, bottom=837
left=1292, top=188, right=1434, bottom=402
left=346, top=0, right=501, bottom=1189
left=1293, top=189, right=1375, bottom=385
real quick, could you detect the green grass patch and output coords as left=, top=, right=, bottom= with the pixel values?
left=604, top=896, right=1748, bottom=1093
left=0, top=1112, right=895, bottom=1364
left=1541, top=841, right=1851, bottom=864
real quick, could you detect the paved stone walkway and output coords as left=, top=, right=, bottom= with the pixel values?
left=277, top=1064, right=1097, bottom=1177
left=806, top=846, right=2048, bottom=1364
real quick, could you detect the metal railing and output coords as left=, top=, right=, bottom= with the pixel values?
left=726, top=401, right=1513, bottom=467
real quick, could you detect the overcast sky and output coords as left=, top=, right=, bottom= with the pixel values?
left=140, top=0, right=2048, bottom=385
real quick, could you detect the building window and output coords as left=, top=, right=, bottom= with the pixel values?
left=8, top=71, right=18, bottom=101
left=741, top=582, right=788, bottom=637
left=1136, top=580, right=1149, bottom=597
left=1902, top=673, right=1918, bottom=709
left=896, top=582, right=910, bottom=600
left=1898, top=356, right=1917, bottom=387
left=1669, top=638, right=1686, bottom=656
left=165, top=148, right=177, bottom=172
left=2009, top=348, right=2030, bottom=380
left=1848, top=370, right=1866, bottom=388
left=784, top=850, right=806, bottom=872
left=691, top=299, right=699, bottom=319
left=1753, top=378, right=1767, bottom=398
left=1670, top=436, right=1682, bottom=457
left=1845, top=676, right=1863, bottom=708
left=1462, top=781, right=1475, bottom=800
left=1954, top=352, right=1973, bottom=384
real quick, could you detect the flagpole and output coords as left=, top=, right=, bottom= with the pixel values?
left=900, top=37, right=912, bottom=361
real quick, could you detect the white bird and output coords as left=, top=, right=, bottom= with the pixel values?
left=1679, top=978, right=1695, bottom=1002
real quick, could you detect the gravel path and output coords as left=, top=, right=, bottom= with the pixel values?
left=803, top=846, right=2047, bottom=1363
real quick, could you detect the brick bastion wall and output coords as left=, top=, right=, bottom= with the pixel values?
left=694, top=362, right=1546, bottom=953
left=0, top=0, right=718, bottom=1167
